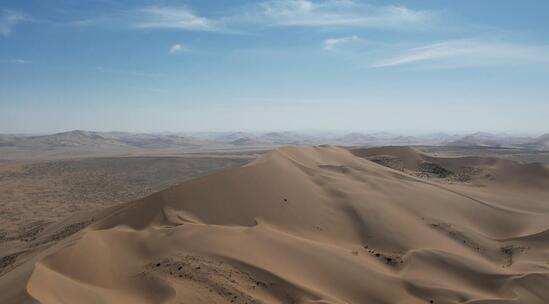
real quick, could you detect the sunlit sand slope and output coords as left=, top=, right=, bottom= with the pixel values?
left=8, top=145, right=549, bottom=304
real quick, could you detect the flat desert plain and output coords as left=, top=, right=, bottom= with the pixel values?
left=1, top=145, right=549, bottom=304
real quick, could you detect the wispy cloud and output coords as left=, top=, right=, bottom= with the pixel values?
left=131, top=6, right=218, bottom=32
left=254, top=0, right=437, bottom=29
left=323, top=35, right=359, bottom=50
left=92, top=66, right=162, bottom=78
left=72, top=1, right=440, bottom=33
left=1, top=58, right=31, bottom=64
left=70, top=18, right=105, bottom=28
left=169, top=43, right=189, bottom=54
left=371, top=40, right=549, bottom=68
left=0, top=9, right=30, bottom=37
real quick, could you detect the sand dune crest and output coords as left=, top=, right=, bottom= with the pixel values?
left=1, top=145, right=548, bottom=303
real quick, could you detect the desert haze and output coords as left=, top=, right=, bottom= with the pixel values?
left=1, top=141, right=549, bottom=303
left=1, top=130, right=549, bottom=160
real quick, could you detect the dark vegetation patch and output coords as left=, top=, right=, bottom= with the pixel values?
left=367, top=155, right=404, bottom=171
left=18, top=221, right=50, bottom=242
left=362, top=245, right=404, bottom=267
left=500, top=244, right=527, bottom=267
left=428, top=222, right=481, bottom=252
left=46, top=220, right=93, bottom=243
left=418, top=162, right=454, bottom=178
left=0, top=252, right=22, bottom=274
left=142, top=255, right=304, bottom=304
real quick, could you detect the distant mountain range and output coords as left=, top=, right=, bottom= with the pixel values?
left=446, top=132, right=549, bottom=150
left=0, top=130, right=215, bottom=149
left=1, top=130, right=548, bottom=151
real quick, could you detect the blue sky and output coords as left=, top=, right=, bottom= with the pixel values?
left=1, top=0, right=548, bottom=134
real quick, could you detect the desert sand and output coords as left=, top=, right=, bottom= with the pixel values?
left=1, top=145, right=549, bottom=303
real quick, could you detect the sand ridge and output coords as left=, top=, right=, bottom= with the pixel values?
left=2, top=145, right=549, bottom=303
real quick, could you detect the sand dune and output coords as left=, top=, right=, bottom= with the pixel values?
left=353, top=146, right=549, bottom=187
left=2, top=145, right=549, bottom=303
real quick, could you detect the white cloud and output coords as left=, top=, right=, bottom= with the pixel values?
left=78, top=1, right=439, bottom=33
left=323, top=35, right=359, bottom=50
left=255, top=0, right=437, bottom=29
left=0, top=9, right=30, bottom=37
left=1, top=58, right=31, bottom=64
left=70, top=18, right=102, bottom=27
left=169, top=43, right=189, bottom=54
left=131, top=6, right=218, bottom=32
left=371, top=40, right=549, bottom=68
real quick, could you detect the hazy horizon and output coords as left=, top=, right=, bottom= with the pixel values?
left=2, top=0, right=548, bottom=134
left=1, top=129, right=547, bottom=138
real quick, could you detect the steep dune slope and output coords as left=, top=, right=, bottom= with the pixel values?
left=3, top=146, right=549, bottom=304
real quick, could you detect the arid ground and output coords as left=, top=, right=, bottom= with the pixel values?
left=0, top=155, right=255, bottom=243
left=1, top=145, right=549, bottom=303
